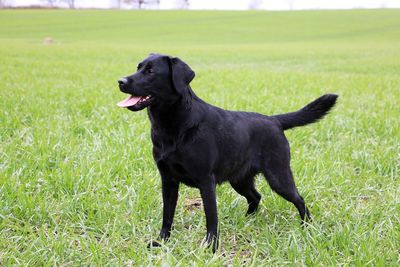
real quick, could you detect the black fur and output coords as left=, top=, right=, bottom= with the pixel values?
left=117, top=54, right=338, bottom=252
left=273, top=94, right=338, bottom=130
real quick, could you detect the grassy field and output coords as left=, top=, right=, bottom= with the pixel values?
left=0, top=8, right=399, bottom=265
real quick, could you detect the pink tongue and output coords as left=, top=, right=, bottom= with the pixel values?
left=117, top=95, right=141, bottom=107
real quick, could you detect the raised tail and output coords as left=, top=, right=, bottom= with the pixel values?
left=273, top=94, right=338, bottom=130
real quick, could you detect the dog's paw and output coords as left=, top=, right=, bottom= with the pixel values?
left=147, top=240, right=162, bottom=248
left=201, top=234, right=219, bottom=253
left=245, top=208, right=258, bottom=217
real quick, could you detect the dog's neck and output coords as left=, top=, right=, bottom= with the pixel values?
left=148, top=86, right=202, bottom=133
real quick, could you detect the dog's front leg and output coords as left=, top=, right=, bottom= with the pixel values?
left=149, top=176, right=179, bottom=248
left=199, top=177, right=219, bottom=253
left=160, top=177, right=179, bottom=240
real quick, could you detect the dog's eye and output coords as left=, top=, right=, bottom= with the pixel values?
left=147, top=68, right=154, bottom=74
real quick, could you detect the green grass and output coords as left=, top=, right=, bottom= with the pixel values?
left=1, top=9, right=399, bottom=265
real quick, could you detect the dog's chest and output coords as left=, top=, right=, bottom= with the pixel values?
left=151, top=126, right=197, bottom=163
left=152, top=139, right=200, bottom=186
left=153, top=136, right=184, bottom=166
left=155, top=141, right=180, bottom=161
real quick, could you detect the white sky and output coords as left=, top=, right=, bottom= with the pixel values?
left=9, top=0, right=400, bottom=10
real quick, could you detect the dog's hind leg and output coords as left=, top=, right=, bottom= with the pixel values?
left=262, top=157, right=311, bottom=223
left=230, top=176, right=261, bottom=216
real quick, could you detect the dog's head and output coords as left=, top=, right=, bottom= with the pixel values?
left=117, top=53, right=195, bottom=111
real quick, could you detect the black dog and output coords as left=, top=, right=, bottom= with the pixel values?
left=117, top=53, right=338, bottom=252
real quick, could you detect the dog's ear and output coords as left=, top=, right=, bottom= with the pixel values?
left=168, top=57, right=195, bottom=96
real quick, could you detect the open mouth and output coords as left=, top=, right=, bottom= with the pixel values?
left=117, top=95, right=153, bottom=109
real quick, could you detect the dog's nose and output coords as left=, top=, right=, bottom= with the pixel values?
left=118, top=78, right=128, bottom=86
